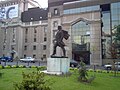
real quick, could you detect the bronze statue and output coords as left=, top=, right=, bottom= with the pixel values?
left=51, top=26, right=70, bottom=57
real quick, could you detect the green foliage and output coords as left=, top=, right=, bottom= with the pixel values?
left=87, top=76, right=95, bottom=83
left=102, top=70, right=108, bottom=73
left=88, top=69, right=94, bottom=72
left=69, top=68, right=74, bottom=71
left=37, top=66, right=47, bottom=71
left=0, top=72, right=3, bottom=78
left=30, top=65, right=37, bottom=68
left=19, top=65, right=26, bottom=68
left=78, top=61, right=88, bottom=82
left=96, top=69, right=102, bottom=73
left=0, top=65, right=3, bottom=69
left=111, top=25, right=120, bottom=58
left=0, top=68, right=120, bottom=90
left=4, top=65, right=11, bottom=69
left=0, top=66, right=3, bottom=78
left=14, top=71, right=52, bottom=90
left=12, top=65, right=18, bottom=68
left=113, top=25, right=120, bottom=42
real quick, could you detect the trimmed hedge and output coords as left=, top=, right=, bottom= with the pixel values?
left=30, top=65, right=37, bottom=68
left=37, top=66, right=47, bottom=71
left=4, top=65, right=11, bottom=69
left=18, top=65, right=26, bottom=68
left=12, top=65, right=18, bottom=68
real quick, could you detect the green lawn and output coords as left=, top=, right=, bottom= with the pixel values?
left=0, top=68, right=120, bottom=90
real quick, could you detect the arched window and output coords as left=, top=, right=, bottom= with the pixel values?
left=72, top=21, right=90, bottom=48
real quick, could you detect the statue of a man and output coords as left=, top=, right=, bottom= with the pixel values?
left=51, top=26, right=69, bottom=57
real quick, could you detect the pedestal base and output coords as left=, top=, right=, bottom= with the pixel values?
left=45, top=57, right=70, bottom=75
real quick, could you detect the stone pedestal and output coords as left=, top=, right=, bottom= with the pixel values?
left=44, top=57, right=70, bottom=75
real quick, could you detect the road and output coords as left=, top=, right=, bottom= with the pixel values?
left=0, top=60, right=47, bottom=67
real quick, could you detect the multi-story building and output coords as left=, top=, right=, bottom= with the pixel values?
left=0, top=0, right=28, bottom=58
left=1, top=0, right=120, bottom=65
left=48, top=0, right=120, bottom=65
left=0, top=0, right=48, bottom=61
left=21, top=7, right=48, bottom=60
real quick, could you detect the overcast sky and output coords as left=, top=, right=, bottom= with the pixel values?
left=34, top=0, right=48, bottom=8
left=0, top=0, right=48, bottom=8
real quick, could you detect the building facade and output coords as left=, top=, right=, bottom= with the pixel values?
left=0, top=0, right=120, bottom=65
left=0, top=0, right=49, bottom=61
left=0, top=0, right=28, bottom=58
left=48, top=0, right=120, bottom=65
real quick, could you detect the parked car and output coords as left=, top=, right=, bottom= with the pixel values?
left=104, top=62, right=120, bottom=70
left=70, top=59, right=79, bottom=67
left=0, top=56, right=13, bottom=62
left=115, top=62, right=120, bottom=70
left=20, top=57, right=35, bottom=63
left=104, top=64, right=112, bottom=70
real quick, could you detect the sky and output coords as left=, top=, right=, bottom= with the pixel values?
left=34, top=0, right=48, bottom=8
left=0, top=0, right=48, bottom=8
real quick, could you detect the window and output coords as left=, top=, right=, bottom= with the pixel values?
left=34, top=28, right=37, bottom=33
left=33, top=45, right=36, bottom=50
left=12, top=34, right=15, bottom=42
left=34, top=38, right=36, bottom=42
left=33, top=54, right=36, bottom=58
left=54, top=8, right=58, bottom=15
left=44, top=37, right=47, bottom=41
left=53, top=30, right=57, bottom=38
left=25, top=28, right=28, bottom=34
left=24, top=46, right=27, bottom=50
left=43, top=45, right=46, bottom=50
left=43, top=54, right=46, bottom=59
left=3, top=45, right=5, bottom=50
left=53, top=21, right=58, bottom=27
left=44, top=26, right=47, bottom=36
left=12, top=39, right=15, bottom=42
left=100, top=4, right=110, bottom=11
left=72, top=21, right=90, bottom=49
left=13, top=28, right=16, bottom=33
left=13, top=34, right=15, bottom=39
left=25, top=38, right=27, bottom=43
left=24, top=54, right=26, bottom=58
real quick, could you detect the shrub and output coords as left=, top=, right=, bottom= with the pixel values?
left=69, top=68, right=74, bottom=71
left=102, top=70, right=108, bottom=73
left=78, top=61, right=88, bottom=82
left=87, top=76, right=95, bottom=83
left=30, top=65, right=37, bottom=68
left=109, top=71, right=114, bottom=73
left=88, top=69, right=94, bottom=72
left=19, top=65, right=26, bottom=68
left=14, top=71, right=52, bottom=90
left=37, top=66, right=47, bottom=71
left=12, top=65, right=18, bottom=68
left=0, top=65, right=3, bottom=69
left=96, top=69, right=102, bottom=73
left=4, top=65, right=11, bottom=69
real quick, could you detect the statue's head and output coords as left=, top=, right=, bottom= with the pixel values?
left=58, top=26, right=62, bottom=30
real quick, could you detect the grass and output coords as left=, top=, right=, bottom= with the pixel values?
left=0, top=68, right=120, bottom=90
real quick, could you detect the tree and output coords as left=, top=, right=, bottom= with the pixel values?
left=113, top=25, right=120, bottom=57
left=14, top=71, right=52, bottom=90
left=78, top=61, right=88, bottom=82
left=108, top=25, right=120, bottom=76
